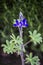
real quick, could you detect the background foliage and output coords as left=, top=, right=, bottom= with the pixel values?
left=0, top=0, right=43, bottom=55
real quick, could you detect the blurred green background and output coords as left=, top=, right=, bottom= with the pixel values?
left=0, top=0, right=43, bottom=54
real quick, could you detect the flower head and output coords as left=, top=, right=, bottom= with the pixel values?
left=13, top=11, right=28, bottom=28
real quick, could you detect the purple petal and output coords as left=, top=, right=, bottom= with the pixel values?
left=16, top=20, right=19, bottom=25
left=24, top=24, right=28, bottom=27
left=19, top=22, right=22, bottom=28
left=23, top=18, right=27, bottom=23
left=13, top=24, right=18, bottom=27
left=23, top=18, right=28, bottom=25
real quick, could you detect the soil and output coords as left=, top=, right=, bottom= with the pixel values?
left=0, top=52, right=43, bottom=65
left=0, top=46, right=43, bottom=65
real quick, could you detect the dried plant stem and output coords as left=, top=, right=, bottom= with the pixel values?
left=19, top=27, right=25, bottom=65
left=20, top=50, right=24, bottom=65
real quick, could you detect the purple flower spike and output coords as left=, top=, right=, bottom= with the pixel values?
left=13, top=11, right=28, bottom=28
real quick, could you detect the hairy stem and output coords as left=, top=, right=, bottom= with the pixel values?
left=19, top=27, right=25, bottom=65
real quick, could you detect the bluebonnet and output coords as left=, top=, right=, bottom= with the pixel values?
left=13, top=12, right=28, bottom=28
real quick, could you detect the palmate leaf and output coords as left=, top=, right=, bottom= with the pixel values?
left=2, top=40, right=15, bottom=54
left=25, top=53, right=40, bottom=65
left=29, top=30, right=42, bottom=45
left=2, top=33, right=25, bottom=55
left=17, top=36, right=23, bottom=44
left=10, top=33, right=16, bottom=41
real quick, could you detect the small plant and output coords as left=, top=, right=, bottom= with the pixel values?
left=25, top=53, right=40, bottom=65
left=2, top=12, right=42, bottom=65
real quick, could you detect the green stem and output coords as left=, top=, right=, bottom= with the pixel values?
left=24, top=40, right=32, bottom=47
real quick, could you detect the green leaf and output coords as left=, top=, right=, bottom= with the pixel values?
left=25, top=53, right=40, bottom=65
left=29, top=30, right=42, bottom=45
left=2, top=33, right=25, bottom=55
left=13, top=19, right=16, bottom=24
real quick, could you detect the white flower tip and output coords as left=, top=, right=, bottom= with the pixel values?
left=19, top=11, right=23, bottom=17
